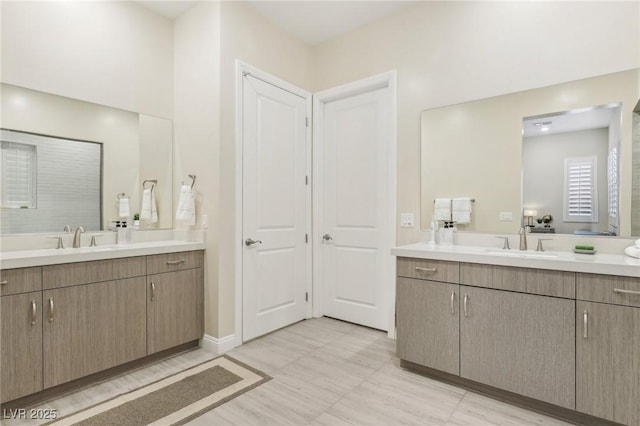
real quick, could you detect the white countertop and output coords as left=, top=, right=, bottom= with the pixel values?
left=391, top=243, right=640, bottom=278
left=1, top=240, right=206, bottom=269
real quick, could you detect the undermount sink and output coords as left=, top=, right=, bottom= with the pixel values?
left=484, top=249, right=559, bottom=259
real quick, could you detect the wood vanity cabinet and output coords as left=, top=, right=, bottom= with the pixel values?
left=147, top=251, right=204, bottom=354
left=575, top=274, right=640, bottom=425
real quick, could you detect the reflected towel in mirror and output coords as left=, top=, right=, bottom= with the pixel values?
left=434, top=198, right=451, bottom=221
left=140, top=188, right=158, bottom=223
left=176, top=185, right=195, bottom=226
left=452, top=198, right=472, bottom=224
left=118, top=197, right=130, bottom=218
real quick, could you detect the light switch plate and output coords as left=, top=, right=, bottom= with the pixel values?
left=202, top=214, right=208, bottom=229
left=499, top=211, right=513, bottom=222
left=400, top=213, right=415, bottom=228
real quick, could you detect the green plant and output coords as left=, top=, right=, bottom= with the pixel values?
left=134, top=213, right=140, bottom=221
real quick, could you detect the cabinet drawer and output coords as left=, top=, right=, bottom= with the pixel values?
left=0, top=267, right=42, bottom=296
left=460, top=263, right=575, bottom=298
left=146, top=250, right=204, bottom=275
left=397, top=258, right=459, bottom=283
left=577, top=273, right=640, bottom=307
left=43, top=257, right=146, bottom=290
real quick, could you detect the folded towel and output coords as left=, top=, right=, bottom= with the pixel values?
left=140, top=188, right=158, bottom=224
left=434, top=198, right=451, bottom=221
left=118, top=197, right=130, bottom=218
left=176, top=185, right=195, bottom=226
left=452, top=198, right=472, bottom=224
left=624, top=245, right=640, bottom=259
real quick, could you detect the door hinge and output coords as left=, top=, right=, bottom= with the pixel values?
left=305, top=233, right=308, bottom=243
left=305, top=292, right=309, bottom=302
left=305, top=175, right=309, bottom=185
left=305, top=117, right=309, bottom=127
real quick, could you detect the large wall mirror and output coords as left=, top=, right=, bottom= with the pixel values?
left=421, top=69, right=640, bottom=237
left=0, top=84, right=173, bottom=234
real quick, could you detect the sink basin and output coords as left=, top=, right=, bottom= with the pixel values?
left=484, top=249, right=559, bottom=259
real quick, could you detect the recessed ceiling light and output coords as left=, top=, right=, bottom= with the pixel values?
left=541, top=127, right=549, bottom=132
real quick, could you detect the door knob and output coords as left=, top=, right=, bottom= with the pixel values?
left=322, top=234, right=333, bottom=241
left=245, top=238, right=262, bottom=247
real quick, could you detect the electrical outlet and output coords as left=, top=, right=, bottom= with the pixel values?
left=400, top=213, right=415, bottom=228
left=499, top=211, right=513, bottom=222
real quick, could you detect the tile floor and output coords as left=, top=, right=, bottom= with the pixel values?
left=5, top=317, right=572, bottom=425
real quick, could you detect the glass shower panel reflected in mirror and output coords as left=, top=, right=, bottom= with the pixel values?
left=632, top=100, right=640, bottom=236
left=522, top=103, right=621, bottom=236
left=0, top=129, right=102, bottom=234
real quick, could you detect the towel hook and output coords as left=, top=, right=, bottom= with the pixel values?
left=143, top=179, right=158, bottom=191
left=117, top=192, right=127, bottom=200
left=188, top=174, right=196, bottom=189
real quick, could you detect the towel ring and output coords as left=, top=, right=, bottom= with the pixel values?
left=143, top=179, right=157, bottom=191
left=117, top=193, right=127, bottom=200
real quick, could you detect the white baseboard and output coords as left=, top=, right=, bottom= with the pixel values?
left=201, top=334, right=235, bottom=355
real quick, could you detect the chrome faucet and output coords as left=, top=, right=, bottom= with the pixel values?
left=519, top=226, right=528, bottom=251
left=72, top=226, right=85, bottom=248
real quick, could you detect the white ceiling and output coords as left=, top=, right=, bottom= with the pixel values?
left=522, top=104, right=619, bottom=138
left=136, top=1, right=414, bottom=45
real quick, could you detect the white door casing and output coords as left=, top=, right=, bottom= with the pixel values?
left=240, top=67, right=311, bottom=342
left=313, top=72, right=397, bottom=333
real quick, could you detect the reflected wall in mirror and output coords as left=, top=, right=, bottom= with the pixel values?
left=1, top=129, right=102, bottom=234
left=421, top=69, right=640, bottom=237
left=633, top=100, right=640, bottom=235
left=0, top=84, right=173, bottom=234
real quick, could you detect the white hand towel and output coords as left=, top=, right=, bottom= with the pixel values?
left=140, top=188, right=158, bottom=224
left=452, top=198, right=472, bottom=224
left=434, top=198, right=451, bottom=221
left=176, top=185, right=195, bottom=226
left=118, top=197, right=130, bottom=218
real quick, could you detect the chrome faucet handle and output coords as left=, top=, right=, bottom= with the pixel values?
left=536, top=238, right=552, bottom=252
left=495, top=236, right=510, bottom=250
left=90, top=234, right=104, bottom=247
left=49, top=236, right=65, bottom=249
left=63, top=225, right=72, bottom=233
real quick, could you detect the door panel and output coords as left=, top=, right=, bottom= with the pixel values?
left=322, top=87, right=389, bottom=330
left=243, top=75, right=308, bottom=341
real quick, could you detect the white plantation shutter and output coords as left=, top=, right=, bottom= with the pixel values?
left=608, top=147, right=618, bottom=219
left=1, top=141, right=37, bottom=208
left=563, top=156, right=598, bottom=223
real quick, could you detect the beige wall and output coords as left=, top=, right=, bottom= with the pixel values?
left=0, top=1, right=174, bottom=118
left=312, top=1, right=640, bottom=244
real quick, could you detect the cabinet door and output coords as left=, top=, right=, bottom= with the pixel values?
left=577, top=301, right=640, bottom=425
left=1, top=292, right=43, bottom=402
left=43, top=277, right=146, bottom=388
left=396, top=278, right=459, bottom=375
left=460, top=286, right=575, bottom=409
left=147, top=268, right=204, bottom=354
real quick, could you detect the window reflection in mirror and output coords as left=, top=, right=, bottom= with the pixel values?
left=0, top=129, right=102, bottom=234
left=522, top=103, right=621, bottom=236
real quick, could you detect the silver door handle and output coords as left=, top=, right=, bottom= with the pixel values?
left=31, top=300, right=37, bottom=326
left=151, top=282, right=156, bottom=301
left=245, top=238, right=262, bottom=247
left=450, top=291, right=455, bottom=315
left=415, top=267, right=437, bottom=273
left=166, top=260, right=185, bottom=265
left=322, top=234, right=333, bottom=241
left=0, top=280, right=8, bottom=285
left=583, top=310, right=588, bottom=339
left=613, top=288, right=640, bottom=296
left=48, top=298, right=54, bottom=322
left=463, top=295, right=469, bottom=318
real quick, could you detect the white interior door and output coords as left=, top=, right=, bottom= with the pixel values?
left=319, top=86, right=390, bottom=331
left=242, top=74, right=309, bottom=342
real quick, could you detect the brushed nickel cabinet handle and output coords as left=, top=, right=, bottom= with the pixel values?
left=450, top=291, right=455, bottom=315
left=583, top=310, right=588, bottom=339
left=613, top=288, right=640, bottom=296
left=31, top=300, right=37, bottom=326
left=463, top=295, right=469, bottom=318
left=415, top=267, right=437, bottom=273
left=48, top=298, right=54, bottom=322
left=166, top=260, right=185, bottom=265
left=151, top=282, right=156, bottom=301
left=0, top=280, right=8, bottom=285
